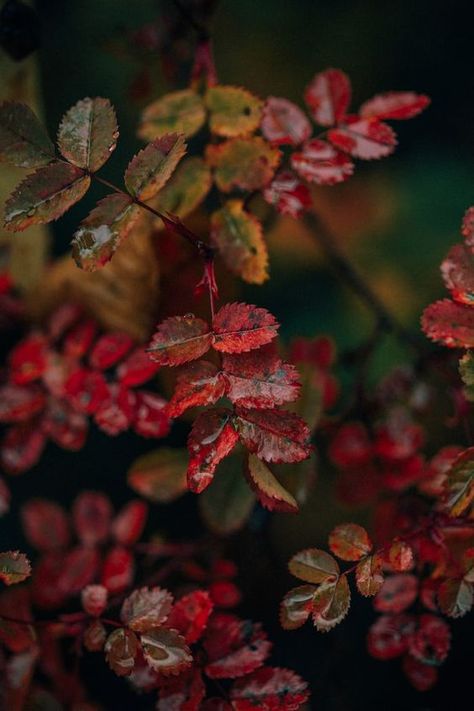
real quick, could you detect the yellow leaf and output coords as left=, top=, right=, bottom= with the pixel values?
left=205, top=85, right=262, bottom=137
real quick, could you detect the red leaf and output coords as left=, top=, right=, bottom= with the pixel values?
left=132, top=390, right=170, bottom=438
left=62, top=319, right=97, bottom=359
left=359, top=92, right=430, bottom=120
left=9, top=334, right=47, bottom=385
left=209, top=580, right=241, bottom=608
left=94, top=384, right=136, bottom=435
left=329, top=422, right=372, bottom=469
left=157, top=668, right=205, bottom=711
left=187, top=408, right=239, bottom=492
left=167, top=361, right=225, bottom=418
left=204, top=613, right=271, bottom=679
left=89, top=332, right=134, bottom=370
left=461, top=206, right=474, bottom=249
left=81, top=584, right=108, bottom=617
left=166, top=590, right=214, bottom=643
left=222, top=346, right=300, bottom=409
left=112, top=500, right=148, bottom=545
left=121, top=586, right=173, bottom=631
left=328, top=523, right=372, bottom=561
left=72, top=491, right=112, bottom=545
left=102, top=546, right=134, bottom=594
left=261, top=97, right=312, bottom=146
left=402, top=655, right=438, bottom=691
left=408, top=614, right=450, bottom=665
left=291, top=139, right=354, bottom=185
left=47, top=303, right=83, bottom=341
left=0, top=383, right=46, bottom=423
left=421, top=298, right=474, bottom=348
left=0, top=551, right=31, bottom=585
left=148, top=315, right=211, bottom=366
left=374, top=574, right=418, bottom=613
left=262, top=170, right=312, bottom=218
left=31, top=553, right=66, bottom=609
left=367, top=613, right=415, bottom=660
left=1, top=425, right=46, bottom=474
left=117, top=347, right=161, bottom=387
left=328, top=117, right=397, bottom=160
left=304, top=69, right=351, bottom=126
left=234, top=408, right=311, bottom=464
left=21, top=499, right=70, bottom=551
left=64, top=368, right=108, bottom=415
left=441, top=244, right=474, bottom=305
left=212, top=303, right=279, bottom=354
left=230, top=666, right=309, bottom=710
left=57, top=546, right=101, bottom=595
left=41, top=398, right=88, bottom=451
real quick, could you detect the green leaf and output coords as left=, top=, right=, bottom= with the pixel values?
left=206, top=137, right=281, bottom=192
left=0, top=101, right=55, bottom=168
left=124, top=133, right=186, bottom=201
left=139, top=89, right=206, bottom=141
left=57, top=97, right=118, bottom=172
left=4, top=162, right=90, bottom=231
left=205, top=85, right=263, bottom=137
left=288, top=548, right=339, bottom=584
left=150, top=157, right=212, bottom=220
left=280, top=584, right=315, bottom=630
left=246, top=454, right=298, bottom=512
left=211, top=200, right=268, bottom=284
left=199, top=451, right=256, bottom=535
left=445, top=447, right=474, bottom=517
left=0, top=550, right=31, bottom=585
left=311, top=575, right=350, bottom=632
left=127, top=448, right=188, bottom=503
left=71, top=193, right=141, bottom=271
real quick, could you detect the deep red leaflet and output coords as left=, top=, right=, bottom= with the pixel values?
left=157, top=668, right=205, bottom=711
left=57, top=546, right=101, bottom=595
left=374, top=574, right=418, bottom=613
left=148, top=315, right=212, bottom=366
left=408, top=614, right=450, bottom=665
left=8, top=333, right=47, bottom=385
left=291, top=139, right=354, bottom=185
left=262, top=170, right=312, bottom=218
left=21, top=499, right=70, bottom=551
left=367, top=613, right=415, bottom=660
left=101, top=545, right=135, bottom=593
left=117, top=347, right=161, bottom=386
left=212, top=303, right=279, bottom=353
left=0, top=383, right=46, bottom=423
left=167, top=361, right=225, bottom=418
left=230, top=666, right=310, bottom=710
left=89, top=332, right=134, bottom=370
left=304, top=68, right=351, bottom=126
left=187, top=408, right=239, bottom=492
left=328, top=116, right=397, bottom=160
left=64, top=368, right=109, bottom=415
left=261, top=97, right=312, bottom=146
left=1, top=424, right=46, bottom=474
left=165, top=590, right=214, bottom=643
left=132, top=390, right=170, bottom=438
left=421, top=298, right=474, bottom=347
left=72, top=491, right=112, bottom=546
left=359, top=91, right=430, bottom=120
left=62, top=319, right=98, bottom=359
left=94, top=383, right=136, bottom=435
left=235, top=408, right=312, bottom=463
left=112, top=500, right=148, bottom=546
left=204, top=613, right=272, bottom=678
left=42, top=399, right=88, bottom=450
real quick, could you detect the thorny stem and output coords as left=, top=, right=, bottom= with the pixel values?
left=304, top=213, right=427, bottom=355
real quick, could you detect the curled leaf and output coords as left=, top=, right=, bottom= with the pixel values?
left=246, top=454, right=298, bottom=513
left=187, top=408, right=239, bottom=493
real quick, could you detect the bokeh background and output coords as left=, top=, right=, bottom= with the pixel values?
left=2, top=0, right=474, bottom=708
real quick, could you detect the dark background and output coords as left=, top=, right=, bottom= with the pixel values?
left=2, top=0, right=474, bottom=708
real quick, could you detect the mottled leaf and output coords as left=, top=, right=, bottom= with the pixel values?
left=0, top=101, right=54, bottom=167
left=304, top=69, right=351, bottom=126
left=360, top=92, right=430, bottom=120
left=328, top=523, right=372, bottom=561
left=139, top=89, right=205, bottom=140
left=57, top=97, right=118, bottom=171
left=105, top=627, right=139, bottom=676
left=280, top=585, right=315, bottom=630
left=166, top=590, right=213, bottom=644
left=168, top=361, right=225, bottom=418
left=140, top=628, right=192, bottom=676
left=328, top=117, right=397, bottom=160
left=230, top=666, right=309, bottom=710
left=127, top=448, right=188, bottom=503
left=441, top=243, right=474, bottom=305
left=121, top=586, right=173, bottom=632
left=288, top=548, right=339, bottom=584
left=0, top=551, right=31, bottom=585
left=124, top=133, right=186, bottom=201
left=206, top=137, right=280, bottom=192
left=291, top=138, right=354, bottom=185
left=204, top=613, right=271, bottom=679
left=148, top=315, right=211, bottom=366
left=212, top=302, right=279, bottom=353
left=234, top=407, right=312, bottom=464
left=187, top=408, right=239, bottom=493
left=261, top=96, right=312, bottom=146
left=205, top=85, right=263, bottom=137
left=211, top=200, right=268, bottom=284
left=374, top=574, right=418, bottom=613
left=421, top=299, right=474, bottom=348
left=4, top=162, right=90, bottom=231
left=262, top=169, right=312, bottom=218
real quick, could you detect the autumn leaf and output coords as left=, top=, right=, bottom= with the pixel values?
left=234, top=408, right=312, bottom=464
left=150, top=156, right=211, bottom=219
left=206, top=137, right=280, bottom=192
left=388, top=541, right=414, bottom=572
left=121, top=586, right=173, bottom=632
left=157, top=669, right=205, bottom=710
left=328, top=523, right=372, bottom=561
left=312, top=575, right=350, bottom=632
left=210, top=200, right=268, bottom=284
left=261, top=96, right=312, bottom=146
left=245, top=454, right=298, bottom=513
left=0, top=551, right=31, bottom=585
left=280, top=585, right=315, bottom=630
left=0, top=383, right=45, bottom=422
left=187, top=408, right=239, bottom=493
left=0, top=101, right=55, bottom=167
left=441, top=244, right=474, bottom=305
left=147, top=315, right=212, bottom=366
left=167, top=361, right=225, bottom=418
left=199, top=451, right=256, bottom=534
left=421, top=299, right=474, bottom=348
left=461, top=206, right=474, bottom=249
left=291, top=139, right=354, bottom=185
left=138, top=89, right=206, bottom=140
left=374, top=574, right=418, bottom=614
left=124, top=133, right=186, bottom=201
left=445, top=447, right=474, bottom=516
left=328, top=117, right=397, bottom=160
left=112, top=500, right=148, bottom=546
left=355, top=554, right=384, bottom=597
left=4, top=162, right=90, bottom=231
left=21, top=499, right=70, bottom=551
left=304, top=68, right=351, bottom=126
left=72, top=193, right=141, bottom=272
left=127, top=448, right=188, bottom=503
left=166, top=590, right=213, bottom=644
left=105, top=627, right=139, bottom=676
left=438, top=579, right=473, bottom=618
left=140, top=628, right=192, bottom=675
left=57, top=97, right=118, bottom=171
left=204, top=613, right=271, bottom=679
left=89, top=332, right=134, bottom=370
left=72, top=491, right=112, bottom=546
left=230, top=667, right=309, bottom=710
left=262, top=169, right=312, bottom=218
left=212, top=303, right=279, bottom=353
left=205, top=85, right=263, bottom=137
left=288, top=548, right=339, bottom=584
left=359, top=92, right=430, bottom=120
